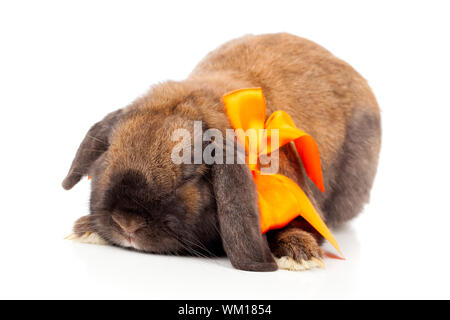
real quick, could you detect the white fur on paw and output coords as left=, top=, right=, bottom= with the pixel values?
left=65, top=232, right=108, bottom=245
left=275, top=256, right=325, bottom=271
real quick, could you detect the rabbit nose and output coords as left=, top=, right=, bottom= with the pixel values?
left=112, top=215, right=143, bottom=235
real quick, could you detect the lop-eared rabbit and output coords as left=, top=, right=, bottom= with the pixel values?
left=63, top=33, right=381, bottom=271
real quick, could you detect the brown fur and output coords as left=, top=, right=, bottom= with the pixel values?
left=73, top=215, right=93, bottom=237
left=63, top=33, right=381, bottom=271
left=269, top=228, right=324, bottom=262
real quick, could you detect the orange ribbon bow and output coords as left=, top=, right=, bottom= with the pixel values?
left=223, top=88, right=342, bottom=256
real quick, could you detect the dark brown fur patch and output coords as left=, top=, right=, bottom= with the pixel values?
left=177, top=183, right=201, bottom=215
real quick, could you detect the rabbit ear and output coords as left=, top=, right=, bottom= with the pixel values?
left=211, top=162, right=277, bottom=272
left=62, top=109, right=124, bottom=190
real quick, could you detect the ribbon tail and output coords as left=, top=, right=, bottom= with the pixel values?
left=296, top=188, right=343, bottom=256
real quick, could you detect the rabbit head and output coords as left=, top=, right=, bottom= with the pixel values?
left=63, top=82, right=277, bottom=271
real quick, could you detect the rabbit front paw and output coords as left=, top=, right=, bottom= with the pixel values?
left=270, top=229, right=325, bottom=271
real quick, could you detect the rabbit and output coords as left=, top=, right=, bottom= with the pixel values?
left=63, top=33, right=381, bottom=272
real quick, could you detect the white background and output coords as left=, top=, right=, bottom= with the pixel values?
left=1, top=0, right=449, bottom=299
